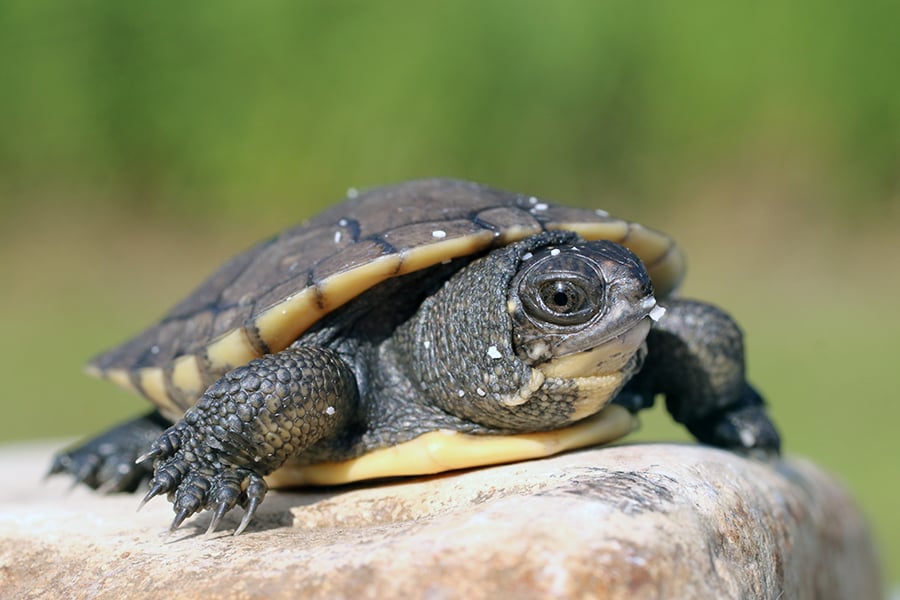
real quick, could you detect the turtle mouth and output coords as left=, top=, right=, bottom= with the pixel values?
left=536, top=317, right=652, bottom=380
left=549, top=295, right=660, bottom=358
left=535, top=294, right=662, bottom=381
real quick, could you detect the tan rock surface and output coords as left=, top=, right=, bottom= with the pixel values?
left=0, top=441, right=882, bottom=599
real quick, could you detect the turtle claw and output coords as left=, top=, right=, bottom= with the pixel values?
left=170, top=507, right=192, bottom=532
left=97, top=475, right=124, bottom=495
left=46, top=454, right=67, bottom=479
left=139, top=423, right=270, bottom=534
left=138, top=481, right=166, bottom=512
left=206, top=502, right=230, bottom=535
left=234, top=475, right=268, bottom=536
left=235, top=505, right=257, bottom=536
left=135, top=448, right=161, bottom=465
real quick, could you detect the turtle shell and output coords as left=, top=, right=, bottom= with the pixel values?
left=89, top=178, right=684, bottom=420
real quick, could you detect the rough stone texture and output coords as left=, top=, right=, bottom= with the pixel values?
left=0, top=441, right=882, bottom=599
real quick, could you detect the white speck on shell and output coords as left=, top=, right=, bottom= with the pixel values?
left=346, top=188, right=359, bottom=199
left=595, top=209, right=609, bottom=217
left=649, top=305, right=667, bottom=322
left=487, top=345, right=502, bottom=359
left=325, top=406, right=336, bottom=416
left=550, top=248, right=561, bottom=256
left=432, top=230, right=447, bottom=239
left=334, top=230, right=342, bottom=244
left=476, top=387, right=486, bottom=397
left=423, top=340, right=431, bottom=349
left=532, top=203, right=549, bottom=212
left=522, top=252, right=533, bottom=261
left=338, top=218, right=349, bottom=226
left=528, top=196, right=538, bottom=204
left=150, top=345, right=160, bottom=355
left=458, top=389, right=465, bottom=397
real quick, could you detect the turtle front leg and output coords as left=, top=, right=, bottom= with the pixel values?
left=617, top=299, right=781, bottom=455
left=140, top=346, right=358, bottom=534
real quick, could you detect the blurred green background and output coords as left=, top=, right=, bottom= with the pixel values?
left=2, top=0, right=898, bottom=582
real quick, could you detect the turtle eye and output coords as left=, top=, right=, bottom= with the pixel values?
left=516, top=254, right=605, bottom=327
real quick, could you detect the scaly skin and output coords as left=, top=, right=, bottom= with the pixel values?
left=48, top=411, right=167, bottom=492
left=138, top=346, right=357, bottom=534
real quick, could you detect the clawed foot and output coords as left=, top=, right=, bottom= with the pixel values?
left=49, top=413, right=165, bottom=493
left=138, top=423, right=269, bottom=535
left=684, top=385, right=782, bottom=457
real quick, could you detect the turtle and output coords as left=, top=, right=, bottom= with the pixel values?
left=51, top=178, right=780, bottom=535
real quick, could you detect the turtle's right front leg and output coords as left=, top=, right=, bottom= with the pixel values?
left=140, top=346, right=358, bottom=534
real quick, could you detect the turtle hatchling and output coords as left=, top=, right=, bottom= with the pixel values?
left=52, top=179, right=781, bottom=534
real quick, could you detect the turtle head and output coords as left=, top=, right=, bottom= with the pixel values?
left=507, top=239, right=659, bottom=379
left=394, top=231, right=661, bottom=432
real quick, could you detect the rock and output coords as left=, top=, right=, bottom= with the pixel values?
left=0, top=441, right=882, bottom=599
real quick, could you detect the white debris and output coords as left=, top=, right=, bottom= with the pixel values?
left=423, top=340, right=431, bottom=349
left=334, top=230, right=342, bottom=244
left=595, top=209, right=609, bottom=217
left=522, top=252, right=533, bottom=261
left=532, top=202, right=549, bottom=211
left=338, top=218, right=349, bottom=226
left=150, top=345, right=160, bottom=355
left=325, top=406, right=336, bottom=416
left=550, top=248, right=561, bottom=256
left=739, top=429, right=756, bottom=448
left=528, top=196, right=538, bottom=204
left=458, top=389, right=465, bottom=397
left=476, top=387, right=486, bottom=397
left=346, top=188, right=359, bottom=199
left=648, top=305, right=667, bottom=322
left=432, top=230, right=447, bottom=239
left=487, top=345, right=502, bottom=359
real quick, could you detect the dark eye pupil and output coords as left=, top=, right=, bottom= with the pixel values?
left=552, top=290, right=570, bottom=307
left=540, top=281, right=581, bottom=313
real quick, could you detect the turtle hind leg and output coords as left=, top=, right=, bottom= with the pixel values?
left=49, top=411, right=169, bottom=493
left=625, top=298, right=781, bottom=455
left=140, top=346, right=358, bottom=534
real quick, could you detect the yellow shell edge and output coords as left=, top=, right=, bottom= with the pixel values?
left=264, top=403, right=636, bottom=488
left=550, top=220, right=685, bottom=297
left=397, top=231, right=496, bottom=275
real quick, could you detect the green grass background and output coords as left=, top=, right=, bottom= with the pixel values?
left=2, top=1, right=898, bottom=583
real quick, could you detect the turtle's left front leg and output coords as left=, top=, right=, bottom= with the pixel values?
left=140, top=346, right=357, bottom=534
left=617, top=299, right=781, bottom=455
